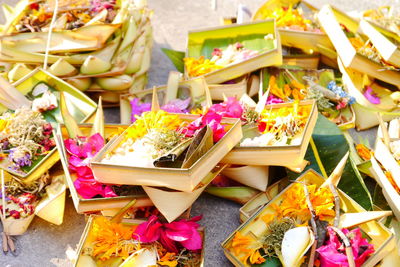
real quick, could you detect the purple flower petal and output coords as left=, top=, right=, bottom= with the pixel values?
left=130, top=98, right=151, bottom=122
left=363, top=86, right=380, bottom=104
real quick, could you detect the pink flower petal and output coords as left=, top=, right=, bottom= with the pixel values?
left=88, top=133, right=105, bottom=153
left=160, top=230, right=179, bottom=253
left=363, top=86, right=380, bottom=104
left=134, top=215, right=162, bottom=243
left=181, top=229, right=202, bottom=251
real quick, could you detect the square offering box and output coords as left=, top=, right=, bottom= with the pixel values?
left=185, top=20, right=282, bottom=84
left=90, top=114, right=242, bottom=192
left=318, top=5, right=400, bottom=88
left=74, top=215, right=205, bottom=267
left=371, top=137, right=400, bottom=221
left=359, top=20, right=400, bottom=69
left=221, top=99, right=318, bottom=166
left=55, top=124, right=153, bottom=214
left=1, top=0, right=121, bottom=55
left=222, top=169, right=395, bottom=267
left=252, top=0, right=334, bottom=53
left=259, top=67, right=356, bottom=130
left=0, top=68, right=96, bottom=182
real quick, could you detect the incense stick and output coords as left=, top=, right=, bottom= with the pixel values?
left=43, top=0, right=59, bottom=69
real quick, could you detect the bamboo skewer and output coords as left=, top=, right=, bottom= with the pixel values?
left=329, top=183, right=341, bottom=228
left=331, top=226, right=356, bottom=267
left=151, top=86, right=160, bottom=112
left=297, top=182, right=317, bottom=267
left=43, top=0, right=59, bottom=70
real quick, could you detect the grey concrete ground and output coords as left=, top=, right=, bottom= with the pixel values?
left=0, top=0, right=399, bottom=266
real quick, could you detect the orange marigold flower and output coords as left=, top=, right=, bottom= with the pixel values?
left=356, top=144, right=372, bottom=161
left=230, top=232, right=265, bottom=265
left=265, top=183, right=335, bottom=224
left=90, top=217, right=138, bottom=261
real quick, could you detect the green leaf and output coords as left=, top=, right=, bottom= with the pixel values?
left=357, top=161, right=373, bottom=177
left=364, top=177, right=390, bottom=210
left=288, top=114, right=373, bottom=210
left=20, top=154, right=46, bottom=173
left=252, top=257, right=282, bottom=267
left=317, top=70, right=335, bottom=87
left=161, top=48, right=185, bottom=73
left=201, top=35, right=274, bottom=59
left=60, top=92, right=82, bottom=139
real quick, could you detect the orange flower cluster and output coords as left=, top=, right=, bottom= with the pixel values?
left=90, top=217, right=138, bottom=261
left=230, top=232, right=266, bottom=265
left=259, top=5, right=315, bottom=31
left=259, top=101, right=311, bottom=136
left=356, top=144, right=373, bottom=161
left=184, top=56, right=223, bottom=77
left=268, top=75, right=306, bottom=101
left=262, top=183, right=335, bottom=224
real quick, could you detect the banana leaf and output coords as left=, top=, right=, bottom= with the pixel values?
left=161, top=48, right=185, bottom=73
left=200, top=35, right=275, bottom=59
left=252, top=257, right=281, bottom=267
left=287, top=114, right=373, bottom=210
left=187, top=21, right=277, bottom=59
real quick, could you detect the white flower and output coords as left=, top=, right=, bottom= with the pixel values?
left=32, top=90, right=58, bottom=113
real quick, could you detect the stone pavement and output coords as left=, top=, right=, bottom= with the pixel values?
left=0, top=0, right=398, bottom=266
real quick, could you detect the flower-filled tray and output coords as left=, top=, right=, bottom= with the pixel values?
left=184, top=20, right=282, bottom=84
left=222, top=169, right=395, bottom=267
left=74, top=215, right=205, bottom=267
left=221, top=99, right=318, bottom=166
left=260, top=67, right=356, bottom=129
left=361, top=6, right=400, bottom=60
left=317, top=5, right=400, bottom=87
left=91, top=111, right=242, bottom=192
left=359, top=20, right=400, bottom=69
left=252, top=0, right=334, bottom=53
left=55, top=124, right=152, bottom=214
left=371, top=119, right=400, bottom=220
left=338, top=57, right=400, bottom=130
left=0, top=68, right=96, bottom=182
left=1, top=166, right=66, bottom=235
left=1, top=0, right=121, bottom=48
